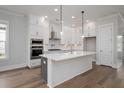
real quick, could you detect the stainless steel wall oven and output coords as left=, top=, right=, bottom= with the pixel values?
left=30, top=39, right=43, bottom=59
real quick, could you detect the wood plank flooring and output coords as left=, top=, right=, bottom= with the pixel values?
left=0, top=67, right=48, bottom=88
left=0, top=63, right=124, bottom=88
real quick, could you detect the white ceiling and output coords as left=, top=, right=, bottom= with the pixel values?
left=0, top=5, right=124, bottom=27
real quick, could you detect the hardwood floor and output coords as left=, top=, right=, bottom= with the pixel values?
left=56, top=64, right=124, bottom=88
left=0, top=63, right=124, bottom=88
left=0, top=67, right=48, bottom=88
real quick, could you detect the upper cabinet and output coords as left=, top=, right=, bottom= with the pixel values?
left=28, top=15, right=38, bottom=25
left=84, top=22, right=96, bottom=37
left=61, top=26, right=82, bottom=45
left=71, top=29, right=82, bottom=44
left=29, top=25, right=44, bottom=39
left=61, top=26, right=72, bottom=44
left=75, top=28, right=82, bottom=44
left=28, top=15, right=43, bottom=26
left=28, top=15, right=49, bottom=44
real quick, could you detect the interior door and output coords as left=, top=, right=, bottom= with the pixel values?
left=99, top=23, right=113, bottom=67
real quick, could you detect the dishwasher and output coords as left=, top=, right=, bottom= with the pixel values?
left=41, top=56, right=47, bottom=83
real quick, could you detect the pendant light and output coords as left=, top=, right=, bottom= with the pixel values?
left=81, top=11, right=84, bottom=38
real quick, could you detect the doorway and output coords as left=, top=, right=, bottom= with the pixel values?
left=98, top=23, right=113, bottom=67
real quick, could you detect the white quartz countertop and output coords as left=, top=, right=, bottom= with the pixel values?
left=40, top=51, right=96, bottom=61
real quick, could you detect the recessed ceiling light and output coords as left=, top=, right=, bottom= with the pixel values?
left=41, top=17, right=45, bottom=22
left=62, top=20, right=64, bottom=23
left=44, top=16, right=48, bottom=18
left=60, top=31, right=63, bottom=35
left=81, top=35, right=85, bottom=38
left=72, top=16, right=75, bottom=19
left=54, top=8, right=58, bottom=12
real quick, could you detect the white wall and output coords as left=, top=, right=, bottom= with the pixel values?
left=96, top=14, right=118, bottom=68
left=0, top=9, right=28, bottom=71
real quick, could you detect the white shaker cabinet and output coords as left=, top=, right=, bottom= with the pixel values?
left=61, top=27, right=82, bottom=45
left=29, top=24, right=44, bottom=39
left=43, top=26, right=49, bottom=44
left=37, top=26, right=44, bottom=38
left=84, top=22, right=96, bottom=37
left=75, top=28, right=82, bottom=44
left=28, top=15, right=44, bottom=26
left=71, top=28, right=82, bottom=45
left=28, top=14, right=49, bottom=41
left=29, top=25, right=37, bottom=38
left=28, top=14, right=49, bottom=68
left=61, top=27, right=72, bottom=44
left=28, top=15, right=38, bottom=25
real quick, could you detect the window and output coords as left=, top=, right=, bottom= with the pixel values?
left=0, top=20, right=9, bottom=59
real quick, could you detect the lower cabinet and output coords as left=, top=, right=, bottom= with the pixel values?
left=30, top=59, right=41, bottom=68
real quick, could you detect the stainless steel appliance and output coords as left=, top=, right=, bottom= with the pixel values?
left=31, top=39, right=43, bottom=59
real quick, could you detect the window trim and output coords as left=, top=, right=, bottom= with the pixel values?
left=0, top=20, right=9, bottom=61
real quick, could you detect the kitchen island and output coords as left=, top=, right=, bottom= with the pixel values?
left=40, top=51, right=95, bottom=88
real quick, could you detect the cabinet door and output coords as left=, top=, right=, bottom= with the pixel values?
left=37, top=17, right=42, bottom=26
left=61, top=27, right=70, bottom=44
left=29, top=15, right=38, bottom=25
left=37, top=26, right=44, bottom=39
left=29, top=25, right=38, bottom=38
left=84, top=22, right=96, bottom=37
left=84, top=25, right=89, bottom=37
left=76, top=30, right=82, bottom=44
left=61, top=27, right=77, bottom=44
left=43, top=27, right=49, bottom=44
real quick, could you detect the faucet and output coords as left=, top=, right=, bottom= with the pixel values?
left=71, top=44, right=73, bottom=54
left=66, top=42, right=74, bottom=54
left=69, top=44, right=73, bottom=54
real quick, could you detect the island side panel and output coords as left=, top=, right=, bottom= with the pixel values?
left=48, top=55, right=93, bottom=87
left=47, top=59, right=53, bottom=88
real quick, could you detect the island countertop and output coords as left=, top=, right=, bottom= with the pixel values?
left=40, top=51, right=96, bottom=61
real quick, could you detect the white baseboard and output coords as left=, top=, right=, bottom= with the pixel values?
left=0, top=63, right=27, bottom=72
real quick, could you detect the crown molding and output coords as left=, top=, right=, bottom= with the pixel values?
left=0, top=8, right=25, bottom=17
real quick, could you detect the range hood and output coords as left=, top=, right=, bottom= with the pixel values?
left=49, top=26, right=61, bottom=40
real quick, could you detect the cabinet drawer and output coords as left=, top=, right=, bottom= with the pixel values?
left=30, top=59, right=41, bottom=67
